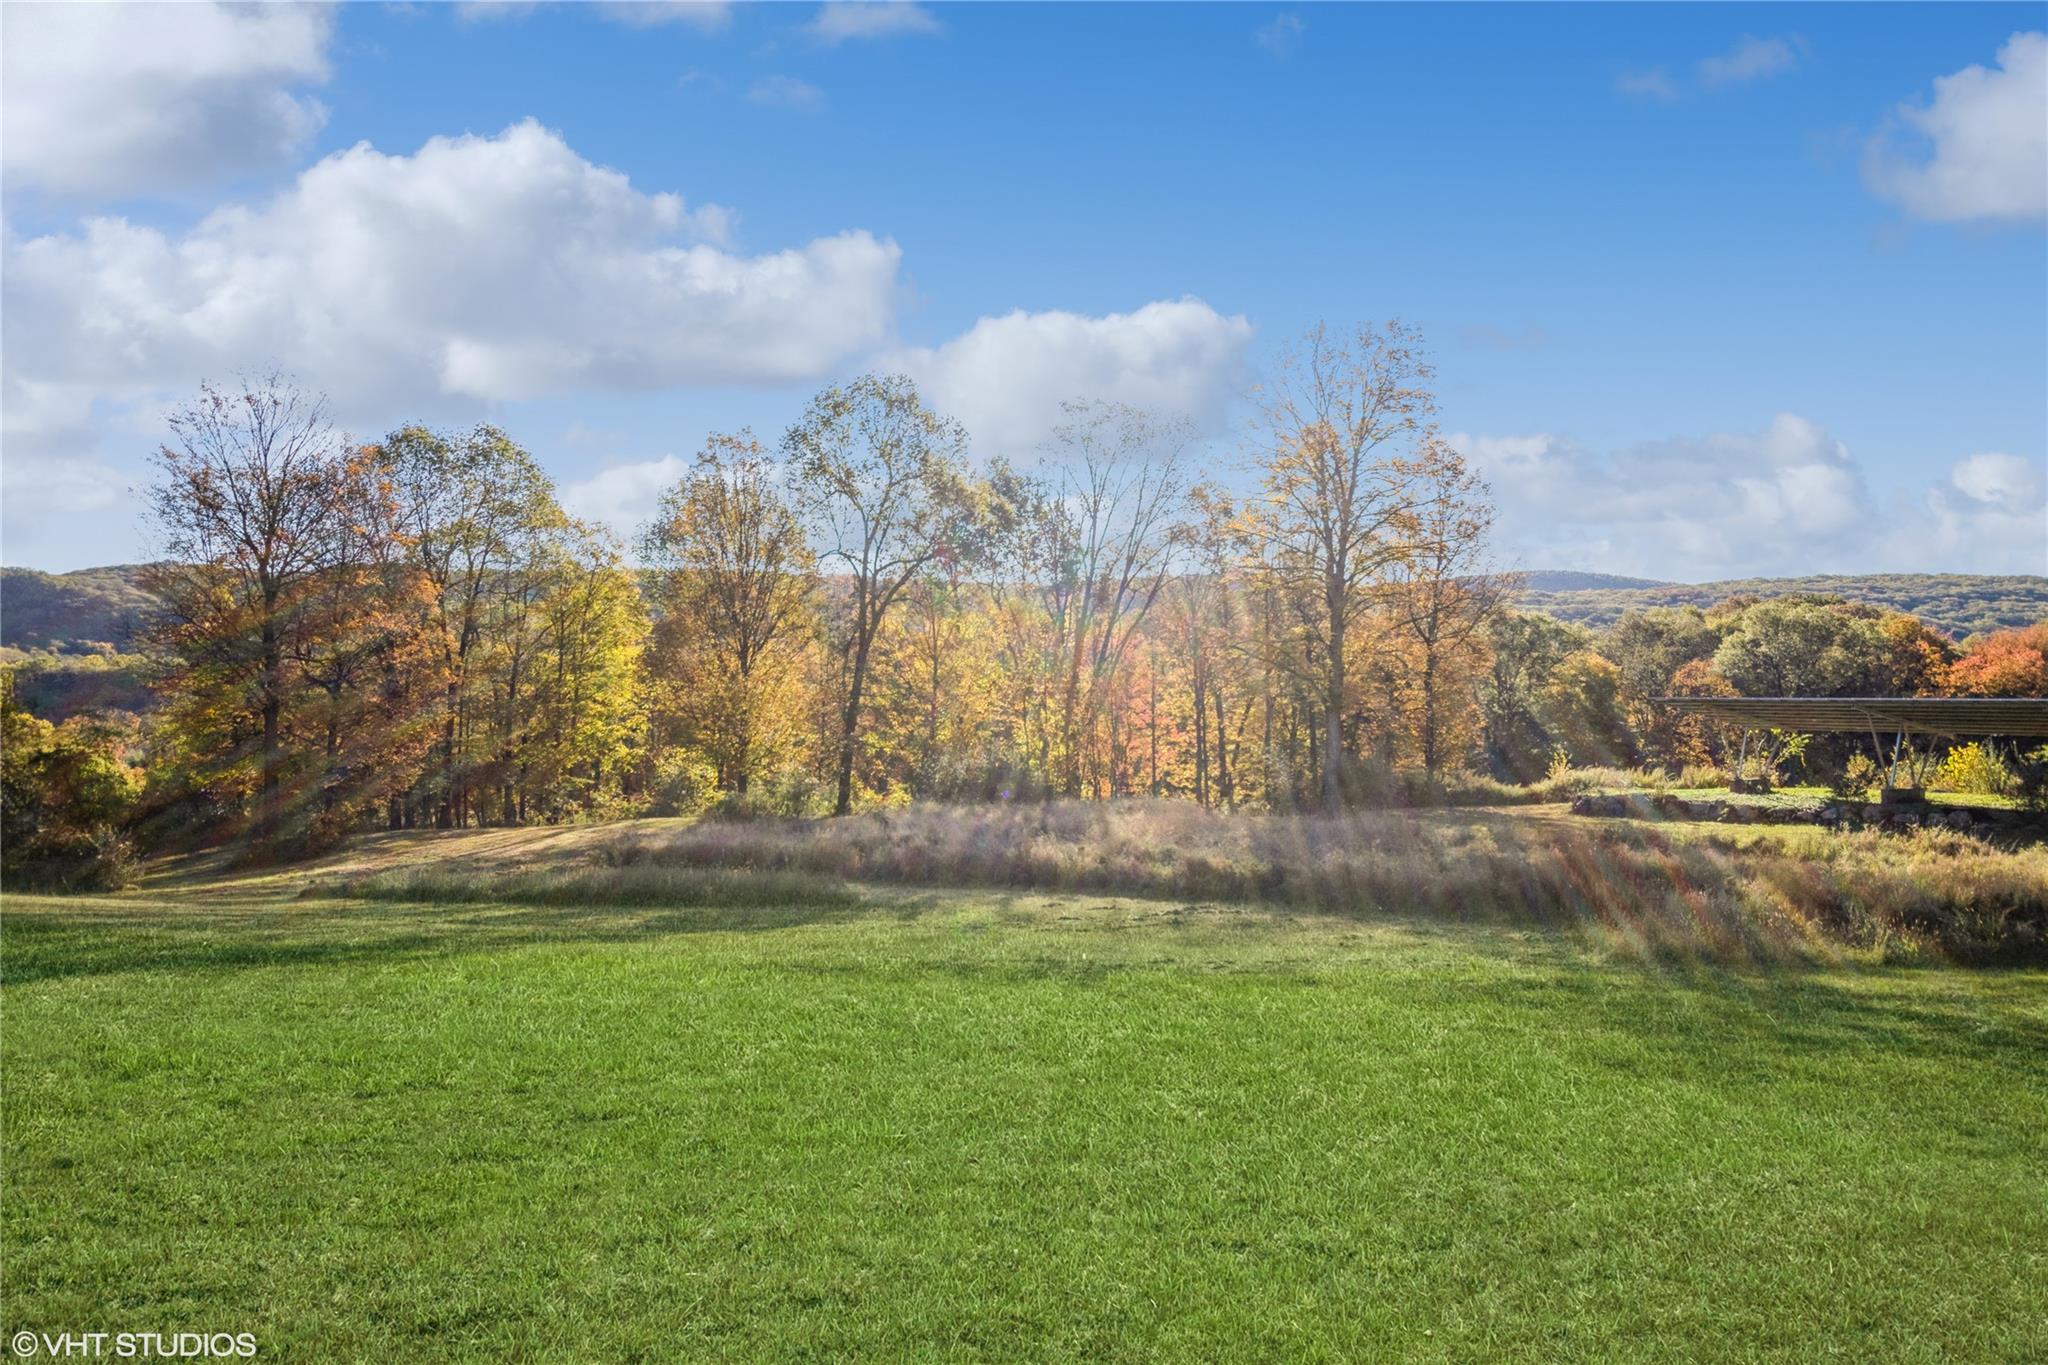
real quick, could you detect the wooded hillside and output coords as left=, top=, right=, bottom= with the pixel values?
left=1518, top=573, right=2047, bottom=638
left=0, top=565, right=157, bottom=654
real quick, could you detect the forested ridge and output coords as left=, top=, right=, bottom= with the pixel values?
left=4, top=324, right=2045, bottom=885
left=1522, top=573, right=2048, bottom=636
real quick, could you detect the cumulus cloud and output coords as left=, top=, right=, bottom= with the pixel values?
left=1927, top=454, right=2048, bottom=572
left=560, top=455, right=693, bottom=541
left=746, top=76, right=827, bottom=112
left=1450, top=415, right=2045, bottom=579
left=0, top=2, right=333, bottom=199
left=805, top=2, right=941, bottom=44
left=1, top=120, right=902, bottom=450
left=1697, top=34, right=1802, bottom=88
left=1863, top=31, right=2048, bottom=224
left=885, top=299, right=1254, bottom=459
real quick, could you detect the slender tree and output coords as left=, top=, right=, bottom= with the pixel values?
left=1042, top=402, right=1190, bottom=797
left=786, top=375, right=972, bottom=815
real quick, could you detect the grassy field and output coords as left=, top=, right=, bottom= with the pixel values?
left=4, top=821, right=2045, bottom=1361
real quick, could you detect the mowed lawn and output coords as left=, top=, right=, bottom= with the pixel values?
left=3, top=873, right=2044, bottom=1361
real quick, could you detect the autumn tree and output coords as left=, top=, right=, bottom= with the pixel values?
left=1, top=670, right=142, bottom=888
left=144, top=376, right=383, bottom=847
left=377, top=425, right=560, bottom=827
left=1477, top=611, right=1590, bottom=780
left=785, top=375, right=973, bottom=815
left=517, top=523, right=646, bottom=820
left=1248, top=321, right=1437, bottom=811
left=1602, top=606, right=1723, bottom=763
left=1378, top=437, right=1507, bottom=776
left=1039, top=402, right=1190, bottom=797
left=1948, top=622, right=2048, bottom=697
left=641, top=433, right=816, bottom=798
left=1166, top=484, right=1255, bottom=807
left=1541, top=651, right=1634, bottom=768
left=1713, top=598, right=1949, bottom=699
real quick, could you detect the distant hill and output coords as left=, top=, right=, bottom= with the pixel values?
left=1519, top=573, right=2048, bottom=638
left=1, top=564, right=157, bottom=654
left=1516, top=571, right=1672, bottom=593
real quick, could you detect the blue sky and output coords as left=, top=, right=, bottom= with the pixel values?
left=2, top=1, right=2043, bottom=578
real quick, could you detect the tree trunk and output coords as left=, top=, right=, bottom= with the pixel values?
left=834, top=630, right=872, bottom=817
left=1420, top=651, right=1439, bottom=777
left=1323, top=590, right=1346, bottom=815
left=258, top=615, right=283, bottom=843
left=1213, top=685, right=1233, bottom=810
left=437, top=676, right=459, bottom=829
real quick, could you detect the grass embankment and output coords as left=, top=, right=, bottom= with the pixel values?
left=4, top=873, right=2045, bottom=1361
left=335, top=802, right=2048, bottom=964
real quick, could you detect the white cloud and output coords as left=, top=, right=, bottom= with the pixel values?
left=805, top=2, right=941, bottom=44
left=1, top=120, right=902, bottom=448
left=595, top=2, right=734, bottom=31
left=458, top=1, right=732, bottom=27
left=1450, top=415, right=2046, bottom=579
left=1256, top=14, right=1304, bottom=58
left=0, top=2, right=333, bottom=199
left=886, top=299, right=1254, bottom=459
left=1697, top=34, right=1801, bottom=88
left=1863, top=31, right=2048, bottom=224
left=1615, top=68, right=1681, bottom=102
left=1947, top=451, right=2046, bottom=510
left=1618, top=34, right=1802, bottom=103
left=746, top=76, right=827, bottom=112
left=1927, top=454, right=2048, bottom=573
left=0, top=449, right=147, bottom=570
left=560, top=455, right=692, bottom=540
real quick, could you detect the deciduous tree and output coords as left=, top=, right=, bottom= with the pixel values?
left=1248, top=321, right=1437, bottom=811
left=785, top=375, right=973, bottom=815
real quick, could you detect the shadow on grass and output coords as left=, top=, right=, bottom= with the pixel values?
left=0, top=884, right=888, bottom=988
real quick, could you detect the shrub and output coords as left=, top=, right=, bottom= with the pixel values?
left=1933, top=743, right=2015, bottom=798
left=1674, top=763, right=1725, bottom=790
left=1, top=681, right=142, bottom=891
left=1833, top=754, right=1881, bottom=802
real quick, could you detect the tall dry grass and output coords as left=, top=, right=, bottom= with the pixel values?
left=335, top=801, right=2047, bottom=965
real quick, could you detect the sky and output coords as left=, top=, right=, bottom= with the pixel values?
left=2, top=0, right=2044, bottom=580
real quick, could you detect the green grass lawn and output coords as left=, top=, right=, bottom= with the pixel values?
left=4, top=878, right=2045, bottom=1361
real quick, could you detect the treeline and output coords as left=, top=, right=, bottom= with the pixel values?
left=5, top=321, right=2046, bottom=878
